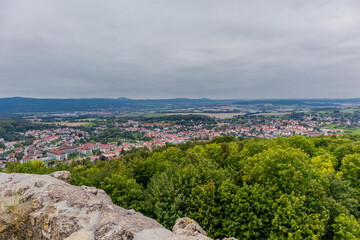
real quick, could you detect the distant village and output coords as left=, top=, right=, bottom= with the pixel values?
left=0, top=112, right=357, bottom=170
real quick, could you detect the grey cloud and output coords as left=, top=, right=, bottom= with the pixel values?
left=0, top=0, right=360, bottom=99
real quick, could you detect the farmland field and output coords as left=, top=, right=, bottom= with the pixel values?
left=253, top=112, right=290, bottom=116
left=83, top=122, right=95, bottom=127
left=39, top=121, right=91, bottom=127
left=118, top=113, right=167, bottom=118
left=167, top=112, right=245, bottom=119
left=339, top=128, right=360, bottom=135
left=324, top=124, right=343, bottom=129
left=76, top=118, right=97, bottom=122
left=341, top=109, right=359, bottom=114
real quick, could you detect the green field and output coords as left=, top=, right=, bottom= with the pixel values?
left=76, top=118, right=97, bottom=122
left=38, top=121, right=89, bottom=127
left=142, top=113, right=168, bottom=118
left=83, top=122, right=95, bottom=127
left=317, top=110, right=333, bottom=114
left=323, top=124, right=360, bottom=135
left=317, top=109, right=359, bottom=114
left=339, top=128, right=360, bottom=135
left=324, top=124, right=343, bottom=129
left=341, top=109, right=359, bottom=114
left=118, top=113, right=167, bottom=118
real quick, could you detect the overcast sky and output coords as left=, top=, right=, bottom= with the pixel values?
left=1, top=0, right=360, bottom=99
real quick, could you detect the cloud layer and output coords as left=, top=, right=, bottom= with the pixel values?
left=1, top=0, right=360, bottom=99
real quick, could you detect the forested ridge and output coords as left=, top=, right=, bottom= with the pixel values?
left=6, top=135, right=360, bottom=239
left=0, top=120, right=59, bottom=141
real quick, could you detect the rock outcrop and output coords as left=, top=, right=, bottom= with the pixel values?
left=0, top=171, right=217, bottom=240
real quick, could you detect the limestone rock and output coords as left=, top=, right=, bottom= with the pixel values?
left=134, top=228, right=173, bottom=240
left=172, top=217, right=207, bottom=236
left=50, top=170, right=72, bottom=183
left=65, top=230, right=92, bottom=240
left=0, top=171, right=233, bottom=240
left=0, top=171, right=168, bottom=240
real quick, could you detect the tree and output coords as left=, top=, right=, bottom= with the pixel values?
left=68, top=152, right=78, bottom=159
left=243, top=147, right=324, bottom=196
left=287, top=135, right=316, bottom=157
left=332, top=143, right=355, bottom=169
left=100, top=173, right=144, bottom=210
left=326, top=173, right=359, bottom=218
left=5, top=162, right=19, bottom=173
left=24, top=139, right=33, bottom=146
left=15, top=153, right=24, bottom=161
left=188, top=181, right=220, bottom=238
left=340, top=153, right=360, bottom=189
left=311, top=153, right=336, bottom=174
left=218, top=181, right=274, bottom=239
left=14, top=160, right=47, bottom=174
left=270, top=193, right=325, bottom=240
left=332, top=213, right=360, bottom=240
left=13, top=143, right=21, bottom=148
left=146, top=158, right=228, bottom=231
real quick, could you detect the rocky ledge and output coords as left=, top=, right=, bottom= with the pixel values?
left=0, top=171, right=231, bottom=240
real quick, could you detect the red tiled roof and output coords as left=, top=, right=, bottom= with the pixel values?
left=58, top=146, right=78, bottom=150
left=22, top=154, right=35, bottom=160
left=79, top=146, right=90, bottom=150
left=48, top=149, right=66, bottom=155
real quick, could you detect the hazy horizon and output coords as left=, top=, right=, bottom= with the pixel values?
left=1, top=0, right=360, bottom=99
left=0, top=96, right=360, bottom=101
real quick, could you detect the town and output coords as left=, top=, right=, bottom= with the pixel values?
left=1, top=108, right=359, bottom=170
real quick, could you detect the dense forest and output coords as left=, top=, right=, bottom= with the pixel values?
left=135, top=114, right=217, bottom=124
left=89, top=128, right=146, bottom=143
left=0, top=120, right=59, bottom=141
left=5, top=135, right=360, bottom=239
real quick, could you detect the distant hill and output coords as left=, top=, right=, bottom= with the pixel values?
left=0, top=97, right=234, bottom=114
left=0, top=97, right=359, bottom=114
left=234, top=98, right=360, bottom=106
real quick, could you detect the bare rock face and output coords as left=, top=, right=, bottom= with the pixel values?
left=0, top=171, right=216, bottom=240
left=169, top=217, right=212, bottom=240
left=172, top=217, right=207, bottom=237
left=50, top=171, right=72, bottom=184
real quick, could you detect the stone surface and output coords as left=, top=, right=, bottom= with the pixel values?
left=0, top=171, right=221, bottom=240
left=134, top=228, right=173, bottom=240
left=50, top=171, right=72, bottom=183
left=172, top=217, right=207, bottom=236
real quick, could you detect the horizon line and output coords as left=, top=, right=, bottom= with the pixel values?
left=1, top=96, right=360, bottom=101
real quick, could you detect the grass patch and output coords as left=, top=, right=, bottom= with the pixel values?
left=316, top=109, right=359, bottom=114
left=131, top=133, right=143, bottom=139
left=339, top=128, right=360, bottom=135
left=324, top=124, right=360, bottom=135
left=118, top=112, right=167, bottom=118
left=341, top=109, right=359, bottom=114
left=0, top=192, right=31, bottom=239
left=317, top=110, right=333, bottom=114
left=142, top=113, right=167, bottom=118
left=118, top=113, right=146, bottom=118
left=324, top=124, right=343, bottom=129
left=83, top=122, right=95, bottom=127
left=38, top=122, right=89, bottom=127
left=76, top=118, right=97, bottom=122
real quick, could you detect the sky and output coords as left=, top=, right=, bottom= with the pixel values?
left=1, top=0, right=360, bottom=99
